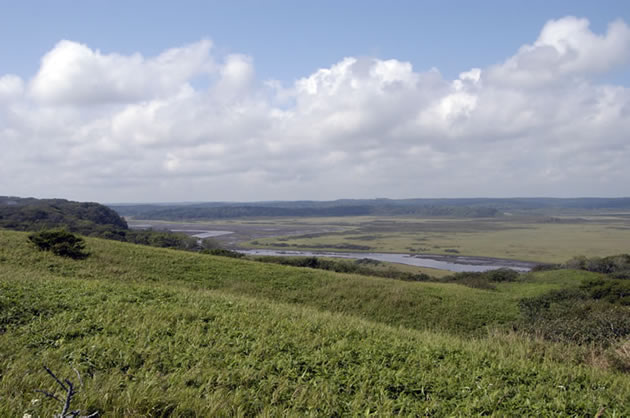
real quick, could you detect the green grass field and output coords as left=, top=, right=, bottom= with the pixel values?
left=1, top=229, right=629, bottom=416
left=246, top=214, right=630, bottom=263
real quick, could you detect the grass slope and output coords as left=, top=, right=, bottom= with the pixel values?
left=0, top=230, right=597, bottom=336
left=1, top=229, right=628, bottom=416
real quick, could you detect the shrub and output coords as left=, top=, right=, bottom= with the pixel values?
left=125, top=229, right=198, bottom=250
left=607, top=340, right=630, bottom=373
left=251, top=256, right=435, bottom=282
left=355, top=258, right=381, bottom=266
left=442, top=268, right=521, bottom=290
left=517, top=288, right=630, bottom=345
left=564, top=256, right=588, bottom=270
left=581, top=278, right=630, bottom=305
left=530, top=263, right=561, bottom=272
left=485, top=268, right=520, bottom=282
left=398, top=272, right=433, bottom=282
left=518, top=288, right=588, bottom=321
left=201, top=248, right=244, bottom=258
left=28, top=229, right=89, bottom=260
left=564, top=254, right=630, bottom=276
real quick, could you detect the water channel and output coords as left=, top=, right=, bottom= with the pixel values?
left=238, top=249, right=537, bottom=272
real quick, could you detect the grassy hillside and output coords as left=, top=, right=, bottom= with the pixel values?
left=1, top=229, right=629, bottom=416
left=0, top=230, right=589, bottom=335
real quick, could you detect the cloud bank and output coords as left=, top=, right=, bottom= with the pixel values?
left=2, top=17, right=630, bottom=202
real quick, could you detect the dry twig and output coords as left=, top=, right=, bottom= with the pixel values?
left=36, top=366, right=99, bottom=418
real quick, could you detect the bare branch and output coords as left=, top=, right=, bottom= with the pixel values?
left=60, top=379, right=75, bottom=417
left=44, top=365, right=68, bottom=392
left=38, top=365, right=99, bottom=418
left=34, top=389, right=62, bottom=403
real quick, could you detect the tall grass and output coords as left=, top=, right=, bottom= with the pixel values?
left=0, top=230, right=586, bottom=335
left=1, top=229, right=628, bottom=415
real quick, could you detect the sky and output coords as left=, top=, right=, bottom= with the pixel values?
left=1, top=1, right=630, bottom=203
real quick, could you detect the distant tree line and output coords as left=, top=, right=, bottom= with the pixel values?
left=109, top=204, right=499, bottom=220
left=110, top=196, right=630, bottom=219
left=0, top=196, right=199, bottom=251
left=533, top=254, right=630, bottom=279
left=0, top=197, right=127, bottom=234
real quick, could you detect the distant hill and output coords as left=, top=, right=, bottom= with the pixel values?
left=0, top=196, right=128, bottom=237
left=109, top=197, right=630, bottom=220
left=0, top=196, right=205, bottom=250
left=109, top=201, right=499, bottom=220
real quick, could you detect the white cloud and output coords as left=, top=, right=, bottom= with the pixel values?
left=1, top=17, right=630, bottom=202
left=214, top=54, right=255, bottom=101
left=29, top=39, right=213, bottom=104
left=488, top=17, right=630, bottom=86
left=0, top=75, right=24, bottom=102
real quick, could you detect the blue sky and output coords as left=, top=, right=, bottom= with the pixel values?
left=2, top=1, right=628, bottom=83
left=1, top=1, right=630, bottom=201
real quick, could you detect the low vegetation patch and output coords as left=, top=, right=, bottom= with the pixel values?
left=581, top=277, right=630, bottom=305
left=442, top=268, right=521, bottom=290
left=28, top=229, right=89, bottom=260
left=201, top=248, right=245, bottom=258
left=564, top=254, right=630, bottom=278
left=251, top=255, right=433, bottom=282
left=517, top=286, right=630, bottom=348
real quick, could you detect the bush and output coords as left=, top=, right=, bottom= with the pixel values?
left=581, top=278, right=630, bottom=305
left=485, top=268, right=520, bottom=282
left=355, top=258, right=381, bottom=266
left=607, top=340, right=630, bottom=373
left=398, top=272, right=433, bottom=282
left=201, top=248, right=244, bottom=258
left=251, top=256, right=435, bottom=282
left=124, top=230, right=199, bottom=250
left=517, top=288, right=630, bottom=345
left=564, top=254, right=630, bottom=276
left=518, top=288, right=588, bottom=320
left=530, top=263, right=561, bottom=272
left=28, top=229, right=89, bottom=260
left=442, top=268, right=521, bottom=290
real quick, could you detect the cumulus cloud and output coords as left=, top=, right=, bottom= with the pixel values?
left=488, top=16, right=630, bottom=86
left=0, top=75, right=24, bottom=102
left=29, top=39, right=213, bottom=104
left=1, top=17, right=630, bottom=202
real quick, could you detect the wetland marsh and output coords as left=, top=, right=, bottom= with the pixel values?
left=128, top=210, right=630, bottom=265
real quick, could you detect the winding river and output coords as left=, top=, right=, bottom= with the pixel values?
left=127, top=221, right=536, bottom=272
left=238, top=249, right=537, bottom=272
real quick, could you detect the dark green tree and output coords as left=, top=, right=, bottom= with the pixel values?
left=28, top=229, right=89, bottom=260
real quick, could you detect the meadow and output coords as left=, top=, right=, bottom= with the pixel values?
left=1, top=229, right=629, bottom=416
left=244, top=213, right=630, bottom=263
